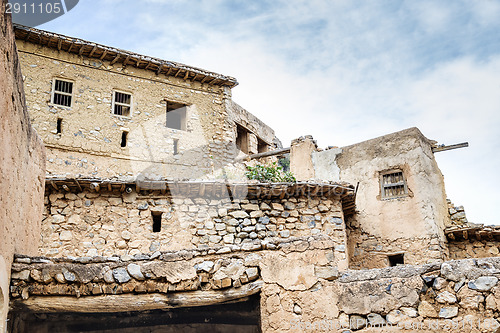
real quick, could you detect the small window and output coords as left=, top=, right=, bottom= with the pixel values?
left=120, top=131, right=128, bottom=147
left=113, top=91, right=132, bottom=116
left=258, top=138, right=268, bottom=154
left=51, top=79, right=73, bottom=107
left=380, top=170, right=408, bottom=199
left=173, top=139, right=179, bottom=155
left=56, top=118, right=62, bottom=134
left=388, top=254, right=404, bottom=266
left=236, top=124, right=249, bottom=154
left=152, top=211, right=162, bottom=232
left=166, top=101, right=187, bottom=130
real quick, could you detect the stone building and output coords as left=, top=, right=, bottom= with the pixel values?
left=4, top=11, right=500, bottom=333
left=13, top=24, right=279, bottom=180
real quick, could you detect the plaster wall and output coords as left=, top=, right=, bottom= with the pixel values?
left=0, top=5, right=45, bottom=331
left=335, top=128, right=450, bottom=268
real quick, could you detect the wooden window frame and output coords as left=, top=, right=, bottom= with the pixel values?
left=380, top=169, right=408, bottom=199
left=112, top=90, right=133, bottom=117
left=51, top=78, right=74, bottom=107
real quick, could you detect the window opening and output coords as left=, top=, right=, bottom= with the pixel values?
left=236, top=124, right=249, bottom=154
left=113, top=91, right=132, bottom=116
left=173, top=139, right=179, bottom=155
left=56, top=118, right=62, bottom=134
left=152, top=212, right=162, bottom=232
left=388, top=254, right=404, bottom=266
left=257, top=138, right=268, bottom=154
left=166, top=101, right=187, bottom=130
left=52, top=79, right=73, bottom=107
left=120, top=131, right=128, bottom=147
left=380, top=170, right=408, bottom=199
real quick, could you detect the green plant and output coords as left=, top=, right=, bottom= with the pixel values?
left=245, top=162, right=296, bottom=183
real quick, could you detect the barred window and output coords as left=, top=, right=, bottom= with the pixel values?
left=380, top=170, right=408, bottom=199
left=51, top=79, right=73, bottom=107
left=113, top=91, right=132, bottom=116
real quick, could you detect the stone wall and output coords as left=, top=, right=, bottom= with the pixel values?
left=449, top=238, right=500, bottom=260
left=0, top=3, right=46, bottom=331
left=41, top=183, right=348, bottom=269
left=16, top=39, right=238, bottom=179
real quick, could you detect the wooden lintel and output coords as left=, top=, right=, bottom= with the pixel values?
left=10, top=280, right=263, bottom=313
left=110, top=54, right=120, bottom=65
left=88, top=45, right=98, bottom=57
left=57, top=39, right=62, bottom=51
left=99, top=50, right=108, bottom=60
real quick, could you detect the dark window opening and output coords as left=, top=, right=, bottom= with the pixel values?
left=388, top=254, right=404, bottom=267
left=166, top=101, right=187, bottom=130
left=121, top=131, right=128, bottom=147
left=380, top=170, right=408, bottom=199
left=257, top=138, right=268, bottom=154
left=52, top=79, right=73, bottom=107
left=56, top=118, right=62, bottom=134
left=236, top=124, right=249, bottom=154
left=113, top=91, right=132, bottom=116
left=173, top=139, right=179, bottom=155
left=152, top=212, right=162, bottom=232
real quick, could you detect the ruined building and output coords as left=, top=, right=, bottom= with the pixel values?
left=3, top=11, right=500, bottom=332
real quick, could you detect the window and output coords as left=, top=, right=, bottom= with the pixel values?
left=56, top=118, right=62, bottom=134
left=380, top=170, right=408, bottom=199
left=236, top=124, right=249, bottom=154
left=152, top=211, right=162, bottom=232
left=388, top=254, right=404, bottom=266
left=166, top=101, right=187, bottom=130
left=113, top=91, right=132, bottom=116
left=258, top=138, right=268, bottom=154
left=120, top=131, right=128, bottom=147
left=173, top=139, right=179, bottom=155
left=51, top=79, right=73, bottom=107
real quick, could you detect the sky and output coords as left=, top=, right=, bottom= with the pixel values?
left=39, top=0, right=500, bottom=225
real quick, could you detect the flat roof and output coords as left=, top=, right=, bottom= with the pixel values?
left=14, top=24, right=238, bottom=88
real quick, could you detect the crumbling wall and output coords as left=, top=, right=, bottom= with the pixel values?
left=449, top=239, right=500, bottom=260
left=0, top=3, right=45, bottom=330
left=41, top=188, right=347, bottom=268
left=16, top=40, right=237, bottom=179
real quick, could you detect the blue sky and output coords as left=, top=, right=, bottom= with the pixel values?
left=40, top=0, right=500, bottom=225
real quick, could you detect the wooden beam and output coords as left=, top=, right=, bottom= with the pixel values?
left=432, top=142, right=469, bottom=153
left=463, top=230, right=468, bottom=240
left=99, top=50, right=108, bottom=60
left=74, top=179, right=82, bottom=192
left=10, top=280, right=263, bottom=313
left=110, top=54, right=121, bottom=65
left=156, top=63, right=164, bottom=75
left=174, top=69, right=182, bottom=77
left=78, top=45, right=85, bottom=56
left=238, top=147, right=290, bottom=162
left=123, top=55, right=131, bottom=66
left=184, top=70, right=190, bottom=80
left=447, top=232, right=455, bottom=240
left=50, top=181, right=59, bottom=191
left=88, top=45, right=98, bottom=57
left=57, top=39, right=62, bottom=51
left=165, top=67, right=172, bottom=76
left=67, top=42, right=74, bottom=53
left=145, top=61, right=152, bottom=70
